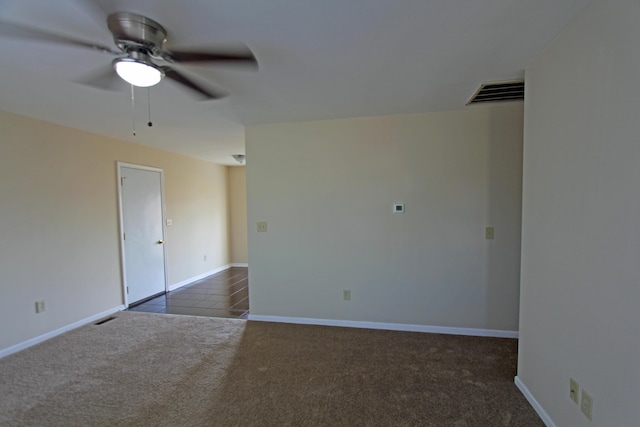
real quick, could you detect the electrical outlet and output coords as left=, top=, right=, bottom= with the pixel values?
left=485, top=226, right=495, bottom=239
left=35, top=300, right=45, bottom=313
left=570, top=378, right=579, bottom=404
left=581, top=389, right=593, bottom=421
left=343, top=290, right=351, bottom=301
left=257, top=221, right=268, bottom=232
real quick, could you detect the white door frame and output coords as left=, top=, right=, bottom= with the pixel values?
left=116, top=162, right=169, bottom=307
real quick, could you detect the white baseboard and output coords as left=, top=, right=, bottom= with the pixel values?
left=514, top=376, right=556, bottom=427
left=168, top=264, right=233, bottom=291
left=230, top=263, right=248, bottom=267
left=0, top=305, right=125, bottom=359
left=247, top=315, right=518, bottom=338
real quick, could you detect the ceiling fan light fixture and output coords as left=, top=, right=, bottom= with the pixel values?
left=114, top=56, right=163, bottom=87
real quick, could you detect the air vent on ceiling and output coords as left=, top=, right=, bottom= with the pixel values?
left=467, top=80, right=524, bottom=105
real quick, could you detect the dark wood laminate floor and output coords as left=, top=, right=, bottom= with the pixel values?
left=127, top=267, right=249, bottom=319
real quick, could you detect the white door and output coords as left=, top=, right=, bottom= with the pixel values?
left=119, top=165, right=167, bottom=305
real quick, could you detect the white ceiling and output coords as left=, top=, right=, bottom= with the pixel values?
left=0, top=0, right=590, bottom=165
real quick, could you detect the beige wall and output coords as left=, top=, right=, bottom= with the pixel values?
left=227, top=166, right=248, bottom=264
left=246, top=105, right=523, bottom=331
left=518, top=0, right=640, bottom=425
left=0, top=111, right=230, bottom=351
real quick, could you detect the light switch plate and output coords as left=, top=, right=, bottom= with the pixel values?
left=166, top=219, right=173, bottom=226
left=570, top=378, right=579, bottom=404
left=485, top=226, right=495, bottom=239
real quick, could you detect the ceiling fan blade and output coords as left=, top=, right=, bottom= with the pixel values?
left=162, top=67, right=227, bottom=100
left=74, top=64, right=123, bottom=91
left=0, top=21, right=119, bottom=55
left=70, top=0, right=118, bottom=31
left=163, top=47, right=258, bottom=69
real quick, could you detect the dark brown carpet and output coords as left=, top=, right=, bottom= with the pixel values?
left=207, top=321, right=542, bottom=426
left=0, top=312, right=542, bottom=426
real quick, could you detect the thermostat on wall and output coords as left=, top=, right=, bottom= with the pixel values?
left=393, top=203, right=404, bottom=213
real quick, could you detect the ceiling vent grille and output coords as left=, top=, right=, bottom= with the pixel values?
left=467, top=80, right=524, bottom=105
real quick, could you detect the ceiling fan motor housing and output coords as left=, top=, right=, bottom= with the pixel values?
left=1, top=8, right=257, bottom=99
left=107, top=12, right=167, bottom=56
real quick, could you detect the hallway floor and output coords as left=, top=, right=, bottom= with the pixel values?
left=127, top=267, right=249, bottom=319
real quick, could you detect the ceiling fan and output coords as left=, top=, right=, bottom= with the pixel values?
left=0, top=10, right=258, bottom=99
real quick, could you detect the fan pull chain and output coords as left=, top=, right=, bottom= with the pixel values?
left=147, top=88, right=153, bottom=127
left=130, top=85, right=136, bottom=136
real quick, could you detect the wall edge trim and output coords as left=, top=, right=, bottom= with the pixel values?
left=0, top=305, right=125, bottom=359
left=514, top=376, right=557, bottom=427
left=168, top=264, right=233, bottom=291
left=247, top=315, right=518, bottom=338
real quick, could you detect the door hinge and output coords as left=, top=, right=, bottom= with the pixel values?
left=121, top=177, right=125, bottom=186
left=126, top=286, right=129, bottom=294
left=123, top=233, right=126, bottom=240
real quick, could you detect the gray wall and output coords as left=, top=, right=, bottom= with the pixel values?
left=246, top=105, right=523, bottom=332
left=518, top=0, right=640, bottom=425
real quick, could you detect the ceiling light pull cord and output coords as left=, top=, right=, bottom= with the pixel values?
left=147, top=87, right=153, bottom=127
left=131, top=84, right=136, bottom=136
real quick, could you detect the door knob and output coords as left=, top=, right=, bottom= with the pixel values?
left=157, top=240, right=164, bottom=244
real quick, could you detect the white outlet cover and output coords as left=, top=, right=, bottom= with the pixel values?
left=35, top=301, right=45, bottom=313
left=581, top=390, right=593, bottom=420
